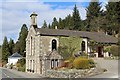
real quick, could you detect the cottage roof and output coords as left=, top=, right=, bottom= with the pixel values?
left=9, top=52, right=22, bottom=58
left=36, top=28, right=118, bottom=44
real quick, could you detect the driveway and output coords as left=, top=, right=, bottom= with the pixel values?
left=90, top=58, right=119, bottom=78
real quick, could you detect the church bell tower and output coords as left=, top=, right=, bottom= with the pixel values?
left=30, top=12, right=38, bottom=28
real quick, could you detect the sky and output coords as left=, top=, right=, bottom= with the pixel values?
left=0, top=0, right=109, bottom=45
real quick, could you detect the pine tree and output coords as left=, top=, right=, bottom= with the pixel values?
left=106, top=1, right=120, bottom=35
left=8, top=38, right=14, bottom=55
left=51, top=17, right=58, bottom=29
left=72, top=4, right=81, bottom=30
left=2, top=36, right=10, bottom=62
left=13, top=41, right=20, bottom=53
left=64, top=14, right=74, bottom=30
left=58, top=18, right=63, bottom=29
left=18, top=24, right=28, bottom=57
left=86, top=0, right=102, bottom=31
left=42, top=20, right=47, bottom=28
left=48, top=23, right=51, bottom=29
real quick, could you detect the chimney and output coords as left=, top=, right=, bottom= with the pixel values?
left=30, top=12, right=38, bottom=26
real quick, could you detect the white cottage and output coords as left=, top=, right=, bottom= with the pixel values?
left=8, top=52, right=22, bottom=65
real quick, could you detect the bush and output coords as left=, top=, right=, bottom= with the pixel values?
left=88, top=59, right=95, bottom=68
left=73, top=57, right=90, bottom=69
left=10, top=63, right=13, bottom=69
left=17, top=58, right=26, bottom=67
left=110, top=45, right=119, bottom=57
left=16, top=63, right=21, bottom=67
left=18, top=65, right=25, bottom=72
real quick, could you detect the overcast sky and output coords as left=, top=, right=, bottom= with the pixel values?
left=0, top=0, right=109, bottom=45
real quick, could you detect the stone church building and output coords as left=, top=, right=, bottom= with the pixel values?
left=26, top=12, right=118, bottom=75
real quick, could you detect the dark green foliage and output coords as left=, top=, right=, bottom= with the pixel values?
left=17, top=58, right=26, bottom=67
left=58, top=18, right=64, bottom=29
left=86, top=1, right=102, bottom=31
left=8, top=38, right=14, bottom=55
left=48, top=23, right=51, bottom=29
left=42, top=20, right=47, bottom=28
left=88, top=59, right=96, bottom=68
left=110, top=45, right=118, bottom=57
left=86, top=1, right=102, bottom=19
left=72, top=5, right=81, bottom=30
left=2, top=36, right=10, bottom=62
left=64, top=14, right=74, bottom=30
left=47, top=5, right=83, bottom=30
left=17, top=58, right=26, bottom=72
left=18, top=66, right=25, bottom=72
left=13, top=41, right=20, bottom=53
left=106, top=2, right=120, bottom=35
left=58, top=37, right=82, bottom=59
left=90, top=16, right=108, bottom=32
left=18, top=24, right=28, bottom=56
left=51, top=17, right=58, bottom=29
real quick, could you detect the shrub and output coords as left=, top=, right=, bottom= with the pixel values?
left=88, top=59, right=95, bottom=68
left=10, top=63, right=14, bottom=69
left=110, top=45, right=119, bottom=57
left=18, top=65, right=25, bottom=72
left=17, top=58, right=26, bottom=67
left=16, top=63, right=21, bottom=67
left=73, top=57, right=90, bottom=69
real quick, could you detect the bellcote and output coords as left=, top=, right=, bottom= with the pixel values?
left=30, top=12, right=38, bottom=27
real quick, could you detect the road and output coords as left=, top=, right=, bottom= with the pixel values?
left=0, top=59, right=119, bottom=79
left=90, top=58, right=119, bottom=78
left=0, top=67, right=42, bottom=79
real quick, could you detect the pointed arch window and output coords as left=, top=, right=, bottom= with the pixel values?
left=52, top=39, right=57, bottom=51
left=81, top=41, right=85, bottom=52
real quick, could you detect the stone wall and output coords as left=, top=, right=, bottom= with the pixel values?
left=46, top=68, right=97, bottom=78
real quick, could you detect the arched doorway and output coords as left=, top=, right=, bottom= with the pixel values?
left=81, top=41, right=85, bottom=52
left=52, top=39, right=57, bottom=51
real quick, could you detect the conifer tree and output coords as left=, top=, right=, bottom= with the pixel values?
left=86, top=0, right=102, bottom=31
left=72, top=4, right=81, bottom=30
left=13, top=41, right=20, bottom=53
left=51, top=17, right=58, bottom=29
left=58, top=18, right=64, bottom=29
left=106, top=1, right=120, bottom=35
left=48, top=23, right=51, bottom=29
left=8, top=38, right=14, bottom=55
left=2, top=36, right=10, bottom=61
left=18, top=24, right=28, bottom=57
left=42, top=20, right=47, bottom=28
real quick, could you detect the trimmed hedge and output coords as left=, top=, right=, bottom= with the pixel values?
left=73, top=57, right=95, bottom=69
left=73, top=57, right=89, bottom=69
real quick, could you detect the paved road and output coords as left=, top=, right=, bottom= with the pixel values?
left=90, top=58, right=119, bottom=78
left=0, top=59, right=119, bottom=79
left=0, top=67, right=42, bottom=79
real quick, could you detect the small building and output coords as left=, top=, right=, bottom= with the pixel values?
left=26, top=12, right=118, bottom=76
left=8, top=52, right=22, bottom=65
